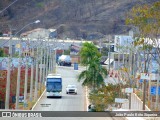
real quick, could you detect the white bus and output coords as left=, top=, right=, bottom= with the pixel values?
left=46, top=74, right=62, bottom=98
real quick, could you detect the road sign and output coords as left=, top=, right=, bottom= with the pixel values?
left=150, top=74, right=159, bottom=80
left=125, top=88, right=133, bottom=93
left=115, top=98, right=129, bottom=103
left=140, top=73, right=150, bottom=79
left=140, top=73, right=159, bottom=80
left=150, top=86, right=160, bottom=95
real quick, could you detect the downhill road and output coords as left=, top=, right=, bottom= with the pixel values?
left=33, top=66, right=85, bottom=111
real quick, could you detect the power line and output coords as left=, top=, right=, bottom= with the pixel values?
left=0, top=0, right=18, bottom=14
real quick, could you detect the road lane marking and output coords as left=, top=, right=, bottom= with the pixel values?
left=31, top=89, right=46, bottom=110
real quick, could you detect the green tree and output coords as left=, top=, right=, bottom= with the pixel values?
left=79, top=42, right=101, bottom=66
left=126, top=1, right=160, bottom=110
left=78, top=56, right=107, bottom=89
left=89, top=84, right=125, bottom=111
left=126, top=1, right=160, bottom=83
left=64, top=49, right=70, bottom=55
left=78, top=42, right=108, bottom=89
left=126, top=1, right=160, bottom=39
left=0, top=48, right=5, bottom=57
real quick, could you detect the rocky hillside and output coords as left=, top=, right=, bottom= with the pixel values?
left=0, top=0, right=159, bottom=39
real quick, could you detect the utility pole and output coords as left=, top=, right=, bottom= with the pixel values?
left=43, top=47, right=46, bottom=85
left=39, top=41, right=43, bottom=94
left=5, top=37, right=12, bottom=109
left=46, top=40, right=49, bottom=77
left=29, top=46, right=34, bottom=101
left=49, top=49, right=51, bottom=73
left=34, top=45, right=39, bottom=100
left=23, top=51, right=29, bottom=108
left=155, top=63, right=160, bottom=110
left=30, top=58, right=34, bottom=101
left=15, top=38, right=21, bottom=109
left=129, top=49, right=132, bottom=110
left=108, top=35, right=111, bottom=72
left=5, top=27, right=14, bottom=109
left=142, top=51, right=147, bottom=110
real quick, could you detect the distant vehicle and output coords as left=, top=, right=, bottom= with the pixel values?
left=66, top=84, right=77, bottom=94
left=100, top=56, right=107, bottom=65
left=88, top=104, right=96, bottom=112
left=46, top=74, right=62, bottom=98
left=58, top=55, right=72, bottom=66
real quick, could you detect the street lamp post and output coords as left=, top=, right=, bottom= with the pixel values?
left=42, top=47, right=46, bottom=85
left=29, top=50, right=34, bottom=102
left=107, top=35, right=112, bottom=72
left=46, top=39, right=49, bottom=77
left=34, top=37, right=40, bottom=101
left=39, top=38, right=43, bottom=94
left=13, top=20, right=40, bottom=109
left=23, top=53, right=29, bottom=108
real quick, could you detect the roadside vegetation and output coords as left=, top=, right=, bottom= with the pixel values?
left=0, top=48, right=7, bottom=57
left=89, top=83, right=127, bottom=111
left=77, top=42, right=128, bottom=111
left=126, top=1, right=160, bottom=110
left=78, top=42, right=119, bottom=111
left=77, top=42, right=107, bottom=89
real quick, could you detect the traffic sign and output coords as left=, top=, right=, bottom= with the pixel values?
left=140, top=73, right=150, bottom=79
left=115, top=98, right=129, bottom=103
left=150, top=86, right=160, bottom=95
left=125, top=88, right=133, bottom=93
left=140, top=73, right=159, bottom=80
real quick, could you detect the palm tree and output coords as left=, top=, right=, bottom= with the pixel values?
left=78, top=42, right=108, bottom=90
left=79, top=42, right=101, bottom=66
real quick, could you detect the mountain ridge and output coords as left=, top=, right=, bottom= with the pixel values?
left=0, top=0, right=159, bottom=39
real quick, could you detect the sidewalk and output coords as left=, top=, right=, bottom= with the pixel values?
left=104, top=76, right=150, bottom=111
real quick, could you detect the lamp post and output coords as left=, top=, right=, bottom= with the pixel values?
left=34, top=36, right=40, bottom=101
left=108, top=35, right=111, bottom=72
left=13, top=20, right=40, bottom=109
left=39, top=38, right=43, bottom=95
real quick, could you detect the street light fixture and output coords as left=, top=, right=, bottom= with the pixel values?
left=5, top=20, right=40, bottom=109
left=34, top=20, right=40, bottom=24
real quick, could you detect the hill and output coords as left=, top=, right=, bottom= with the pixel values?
left=0, top=0, right=159, bottom=39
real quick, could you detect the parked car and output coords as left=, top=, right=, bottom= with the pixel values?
left=66, top=84, right=77, bottom=94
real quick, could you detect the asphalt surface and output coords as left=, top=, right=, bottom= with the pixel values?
left=33, top=66, right=85, bottom=111
left=32, top=66, right=115, bottom=120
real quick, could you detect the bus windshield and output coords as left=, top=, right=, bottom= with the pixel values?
left=46, top=82, right=62, bottom=92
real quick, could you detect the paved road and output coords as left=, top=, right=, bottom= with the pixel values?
left=33, top=66, right=85, bottom=111
left=31, top=66, right=115, bottom=120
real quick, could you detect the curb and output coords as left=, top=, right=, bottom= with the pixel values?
left=31, top=89, right=46, bottom=110
left=85, top=86, right=89, bottom=111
